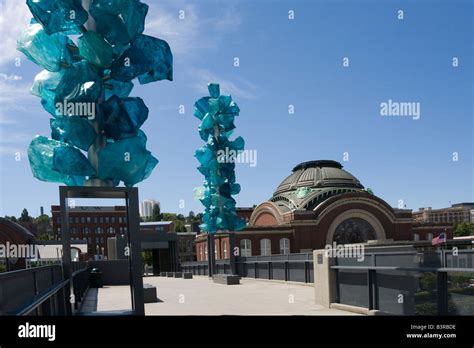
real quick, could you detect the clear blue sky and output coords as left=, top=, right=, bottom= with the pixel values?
left=0, top=0, right=472, bottom=218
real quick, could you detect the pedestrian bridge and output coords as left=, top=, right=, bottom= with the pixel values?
left=81, top=276, right=356, bottom=315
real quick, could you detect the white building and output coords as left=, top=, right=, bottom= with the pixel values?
left=140, top=199, right=159, bottom=218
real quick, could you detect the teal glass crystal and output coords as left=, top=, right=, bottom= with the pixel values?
left=89, top=0, right=148, bottom=45
left=53, top=145, right=96, bottom=176
left=102, top=96, right=148, bottom=140
left=104, top=79, right=134, bottom=100
left=50, top=116, right=97, bottom=151
left=17, top=23, right=72, bottom=72
left=97, top=136, right=158, bottom=187
left=28, top=136, right=85, bottom=186
left=20, top=0, right=172, bottom=187
left=111, top=34, right=173, bottom=84
left=26, top=0, right=88, bottom=35
left=31, top=70, right=64, bottom=117
left=55, top=60, right=102, bottom=105
left=193, top=83, right=246, bottom=233
left=77, top=31, right=114, bottom=68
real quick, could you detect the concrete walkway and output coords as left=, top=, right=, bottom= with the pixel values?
left=95, top=276, right=358, bottom=315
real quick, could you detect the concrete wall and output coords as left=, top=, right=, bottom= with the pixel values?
left=313, top=249, right=338, bottom=308
left=88, top=260, right=130, bottom=285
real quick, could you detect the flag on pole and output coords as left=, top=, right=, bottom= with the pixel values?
left=432, top=232, right=447, bottom=246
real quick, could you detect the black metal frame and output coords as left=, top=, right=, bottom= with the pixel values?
left=59, top=186, right=144, bottom=315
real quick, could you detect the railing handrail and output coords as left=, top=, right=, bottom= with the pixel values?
left=13, top=279, right=70, bottom=316
left=12, top=266, right=88, bottom=316
left=331, top=265, right=474, bottom=273
left=235, top=260, right=312, bottom=264
left=0, top=264, right=62, bottom=279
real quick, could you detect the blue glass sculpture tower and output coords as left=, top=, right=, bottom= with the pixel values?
left=193, top=83, right=246, bottom=234
left=17, top=0, right=173, bottom=187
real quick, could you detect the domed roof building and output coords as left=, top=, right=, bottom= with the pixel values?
left=194, top=160, right=452, bottom=261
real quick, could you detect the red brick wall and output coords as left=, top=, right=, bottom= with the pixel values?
left=253, top=212, right=278, bottom=226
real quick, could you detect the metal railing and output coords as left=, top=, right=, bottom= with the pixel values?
left=181, top=253, right=314, bottom=283
left=0, top=264, right=89, bottom=316
left=331, top=249, right=474, bottom=315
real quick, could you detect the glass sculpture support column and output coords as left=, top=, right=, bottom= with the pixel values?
left=207, top=234, right=216, bottom=277
left=59, top=186, right=144, bottom=315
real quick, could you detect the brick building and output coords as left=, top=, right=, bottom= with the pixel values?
left=413, top=203, right=474, bottom=224
left=195, top=160, right=454, bottom=261
left=51, top=205, right=128, bottom=257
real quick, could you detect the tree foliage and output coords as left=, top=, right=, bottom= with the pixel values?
left=454, top=222, right=474, bottom=237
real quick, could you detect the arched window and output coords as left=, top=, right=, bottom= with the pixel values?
left=107, top=227, right=115, bottom=235
left=240, top=239, right=252, bottom=257
left=260, top=239, right=271, bottom=256
left=427, top=233, right=433, bottom=241
left=279, top=238, right=290, bottom=254
left=83, top=227, right=90, bottom=235
left=333, top=218, right=376, bottom=245
left=95, top=226, right=103, bottom=234
left=222, top=241, right=228, bottom=259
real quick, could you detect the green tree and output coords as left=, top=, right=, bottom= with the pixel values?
left=4, top=215, right=17, bottom=222
left=151, top=203, right=162, bottom=221
left=175, top=220, right=187, bottom=232
left=19, top=208, right=32, bottom=223
left=162, top=213, right=177, bottom=221
left=454, top=222, right=474, bottom=237
left=187, top=211, right=195, bottom=222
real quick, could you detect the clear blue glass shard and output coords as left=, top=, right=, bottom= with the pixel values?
left=111, top=34, right=172, bottom=83
left=208, top=83, right=220, bottom=98
left=194, top=146, right=213, bottom=166
left=50, top=116, right=97, bottom=151
left=55, top=60, right=102, bottom=105
left=77, top=31, right=114, bottom=68
left=97, top=136, right=158, bottom=186
left=102, top=96, right=148, bottom=140
left=89, top=0, right=148, bottom=45
left=193, top=186, right=205, bottom=200
left=104, top=79, right=134, bottom=100
left=53, top=144, right=95, bottom=176
left=208, top=98, right=219, bottom=116
left=27, top=135, right=85, bottom=185
left=31, top=70, right=64, bottom=117
left=229, top=136, right=245, bottom=151
left=218, top=95, right=231, bottom=109
left=194, top=97, right=210, bottom=120
left=26, top=0, right=88, bottom=35
left=17, top=23, right=73, bottom=72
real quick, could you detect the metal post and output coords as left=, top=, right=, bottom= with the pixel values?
left=59, top=187, right=72, bottom=315
left=207, top=234, right=215, bottom=277
left=437, top=271, right=448, bottom=315
left=368, top=269, right=378, bottom=310
left=127, top=188, right=144, bottom=316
